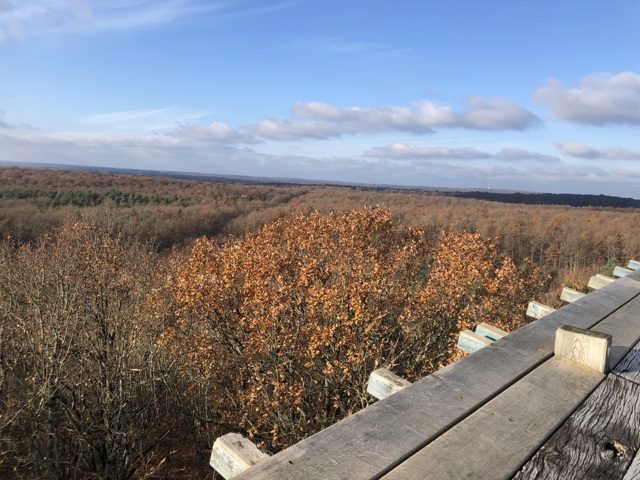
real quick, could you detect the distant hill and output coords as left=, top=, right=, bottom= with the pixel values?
left=448, top=191, right=640, bottom=209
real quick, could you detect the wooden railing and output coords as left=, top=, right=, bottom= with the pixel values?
left=211, top=262, right=640, bottom=479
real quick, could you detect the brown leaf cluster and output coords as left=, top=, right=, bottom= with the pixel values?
left=162, top=208, right=546, bottom=450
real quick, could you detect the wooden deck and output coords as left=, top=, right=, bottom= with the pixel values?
left=228, top=269, right=640, bottom=480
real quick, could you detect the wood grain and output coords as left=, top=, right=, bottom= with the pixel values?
left=561, top=287, right=587, bottom=303
left=613, top=338, right=640, bottom=387
left=210, top=433, right=269, bottom=479
left=457, top=329, right=493, bottom=353
left=614, top=266, right=634, bottom=278
left=589, top=274, right=616, bottom=290
left=233, top=280, right=640, bottom=480
left=475, top=322, right=508, bottom=341
left=554, top=325, right=611, bottom=374
left=381, top=357, right=604, bottom=480
left=514, top=374, right=640, bottom=480
left=526, top=301, right=556, bottom=319
left=623, top=450, right=640, bottom=480
left=367, top=368, right=411, bottom=400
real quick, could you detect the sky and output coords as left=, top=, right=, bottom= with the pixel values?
left=1, top=1, right=640, bottom=197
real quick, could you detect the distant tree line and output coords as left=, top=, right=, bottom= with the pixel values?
left=0, top=188, right=185, bottom=207
left=448, top=191, right=640, bottom=208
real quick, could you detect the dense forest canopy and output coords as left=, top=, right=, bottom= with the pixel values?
left=449, top=191, right=640, bottom=208
left=1, top=166, right=639, bottom=478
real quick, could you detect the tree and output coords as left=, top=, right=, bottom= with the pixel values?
left=161, top=208, right=546, bottom=452
left=0, top=222, right=178, bottom=479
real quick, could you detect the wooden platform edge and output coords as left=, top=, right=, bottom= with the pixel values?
left=231, top=275, right=640, bottom=480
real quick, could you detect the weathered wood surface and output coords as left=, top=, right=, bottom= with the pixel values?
left=475, top=322, right=508, bottom=341
left=628, top=259, right=640, bottom=270
left=554, top=326, right=611, bottom=373
left=615, top=266, right=634, bottom=278
left=397, top=305, right=640, bottom=480
left=210, top=433, right=269, bottom=479
left=367, top=368, right=411, bottom=400
left=626, top=268, right=640, bottom=282
left=515, top=346, right=640, bottom=480
left=526, top=301, right=556, bottom=319
left=588, top=273, right=616, bottom=290
left=382, top=357, right=604, bottom=480
left=582, top=295, right=640, bottom=368
left=457, top=329, right=493, bottom=353
left=560, top=287, right=587, bottom=303
left=623, top=451, right=640, bottom=480
left=234, top=278, right=640, bottom=480
left=613, top=335, right=640, bottom=386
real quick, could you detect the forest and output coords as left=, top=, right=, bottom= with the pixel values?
left=1, top=166, right=640, bottom=479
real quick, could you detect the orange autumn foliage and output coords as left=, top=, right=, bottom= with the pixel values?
left=161, top=207, right=546, bottom=451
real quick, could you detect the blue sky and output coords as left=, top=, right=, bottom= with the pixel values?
left=1, top=1, right=640, bottom=197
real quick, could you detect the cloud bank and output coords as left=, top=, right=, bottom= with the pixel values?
left=557, top=142, right=640, bottom=160
left=535, top=72, right=640, bottom=125
left=172, top=97, right=540, bottom=143
left=364, top=143, right=560, bottom=163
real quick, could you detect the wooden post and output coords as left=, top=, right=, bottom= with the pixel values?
left=210, top=433, right=269, bottom=479
left=554, top=325, right=611, bottom=374
left=613, top=266, right=634, bottom=278
left=526, top=301, right=556, bottom=319
left=560, top=287, right=587, bottom=303
left=475, top=322, right=508, bottom=341
left=457, top=330, right=493, bottom=354
left=628, top=259, right=640, bottom=270
left=367, top=368, right=411, bottom=400
left=587, top=274, right=615, bottom=290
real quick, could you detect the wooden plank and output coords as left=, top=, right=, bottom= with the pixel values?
left=234, top=280, right=640, bottom=480
left=626, top=268, right=640, bottom=282
left=584, top=297, right=640, bottom=370
left=613, top=338, right=640, bottom=386
left=210, top=433, right=269, bottom=479
left=367, top=368, right=411, bottom=400
left=623, top=450, right=640, bottom=480
left=560, top=287, right=587, bottom=303
left=382, top=356, right=604, bottom=480
left=526, top=301, right=556, bottom=319
left=515, top=304, right=640, bottom=479
left=614, top=266, right=634, bottom=278
left=589, top=274, right=616, bottom=290
left=514, top=375, right=640, bottom=480
left=457, top=329, right=493, bottom=353
left=555, top=326, right=611, bottom=373
left=628, top=259, right=640, bottom=270
left=475, top=322, right=508, bottom=341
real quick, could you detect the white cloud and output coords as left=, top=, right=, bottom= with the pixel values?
left=0, top=0, right=93, bottom=42
left=364, top=143, right=560, bottom=163
left=0, top=1, right=227, bottom=43
left=0, top=108, right=10, bottom=128
left=557, top=142, right=640, bottom=160
left=364, top=143, right=492, bottom=160
left=292, top=98, right=539, bottom=134
left=0, top=107, right=40, bottom=130
left=3, top=132, right=640, bottom=196
left=535, top=72, right=640, bottom=125
left=247, top=118, right=347, bottom=140
left=494, top=148, right=561, bottom=163
left=170, top=122, right=258, bottom=144
left=82, top=106, right=213, bottom=134
left=169, top=97, right=539, bottom=143
left=0, top=1, right=297, bottom=43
